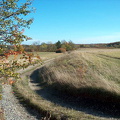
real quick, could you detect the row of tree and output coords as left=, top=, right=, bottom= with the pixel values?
left=23, top=41, right=120, bottom=53
left=2, top=41, right=120, bottom=54
left=23, top=40, right=77, bottom=52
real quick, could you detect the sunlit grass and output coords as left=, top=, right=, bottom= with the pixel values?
left=30, top=52, right=63, bottom=61
left=40, top=50, right=120, bottom=95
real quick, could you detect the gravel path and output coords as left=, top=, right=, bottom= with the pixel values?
left=0, top=84, right=41, bottom=120
left=0, top=63, right=44, bottom=120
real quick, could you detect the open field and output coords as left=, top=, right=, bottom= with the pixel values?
left=8, top=52, right=62, bottom=61
left=31, top=52, right=63, bottom=61
left=12, top=49, right=120, bottom=119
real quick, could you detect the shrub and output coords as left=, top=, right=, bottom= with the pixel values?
left=56, top=48, right=66, bottom=53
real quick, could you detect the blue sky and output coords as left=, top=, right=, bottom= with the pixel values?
left=22, top=0, right=120, bottom=44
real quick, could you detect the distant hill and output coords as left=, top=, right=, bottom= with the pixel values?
left=77, top=41, right=120, bottom=48
left=107, top=41, right=120, bottom=48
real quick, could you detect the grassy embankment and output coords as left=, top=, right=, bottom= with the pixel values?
left=13, top=49, right=120, bottom=119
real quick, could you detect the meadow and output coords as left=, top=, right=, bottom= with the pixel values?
left=12, top=48, right=120, bottom=119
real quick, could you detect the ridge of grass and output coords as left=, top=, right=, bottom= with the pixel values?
left=40, top=51, right=120, bottom=93
left=37, top=50, right=120, bottom=118
left=12, top=49, right=120, bottom=119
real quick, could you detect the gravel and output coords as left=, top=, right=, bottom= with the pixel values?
left=0, top=84, right=41, bottom=120
left=0, top=59, right=57, bottom=120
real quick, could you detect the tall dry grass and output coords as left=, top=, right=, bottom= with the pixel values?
left=13, top=49, right=120, bottom=119
left=38, top=50, right=120, bottom=102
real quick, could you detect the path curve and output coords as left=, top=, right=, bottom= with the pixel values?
left=0, top=84, right=40, bottom=120
left=0, top=62, right=45, bottom=120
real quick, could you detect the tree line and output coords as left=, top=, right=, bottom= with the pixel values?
left=1, top=41, right=120, bottom=54
left=23, top=40, right=78, bottom=52
left=23, top=41, right=120, bottom=52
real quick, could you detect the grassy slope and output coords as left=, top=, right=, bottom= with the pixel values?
left=37, top=49, right=120, bottom=118
left=40, top=49, right=120, bottom=96
left=13, top=50, right=120, bottom=120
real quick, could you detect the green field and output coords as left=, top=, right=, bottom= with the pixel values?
left=13, top=49, right=120, bottom=120
left=31, top=52, right=62, bottom=60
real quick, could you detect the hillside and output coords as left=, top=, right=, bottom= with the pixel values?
left=12, top=49, right=120, bottom=119
left=107, top=41, right=120, bottom=48
left=37, top=49, right=120, bottom=118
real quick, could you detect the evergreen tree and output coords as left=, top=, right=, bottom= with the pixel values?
left=55, top=40, right=61, bottom=49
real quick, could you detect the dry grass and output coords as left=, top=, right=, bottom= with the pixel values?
left=12, top=49, right=120, bottom=119
left=40, top=50, right=120, bottom=95
left=38, top=49, right=120, bottom=115
left=13, top=66, right=101, bottom=120
left=30, top=52, right=63, bottom=61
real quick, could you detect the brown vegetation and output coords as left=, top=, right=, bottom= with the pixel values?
left=38, top=49, right=120, bottom=104
left=56, top=48, right=66, bottom=53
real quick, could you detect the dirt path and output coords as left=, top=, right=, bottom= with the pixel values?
left=0, top=54, right=64, bottom=120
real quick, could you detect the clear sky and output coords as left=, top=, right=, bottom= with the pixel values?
left=22, top=0, right=120, bottom=45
